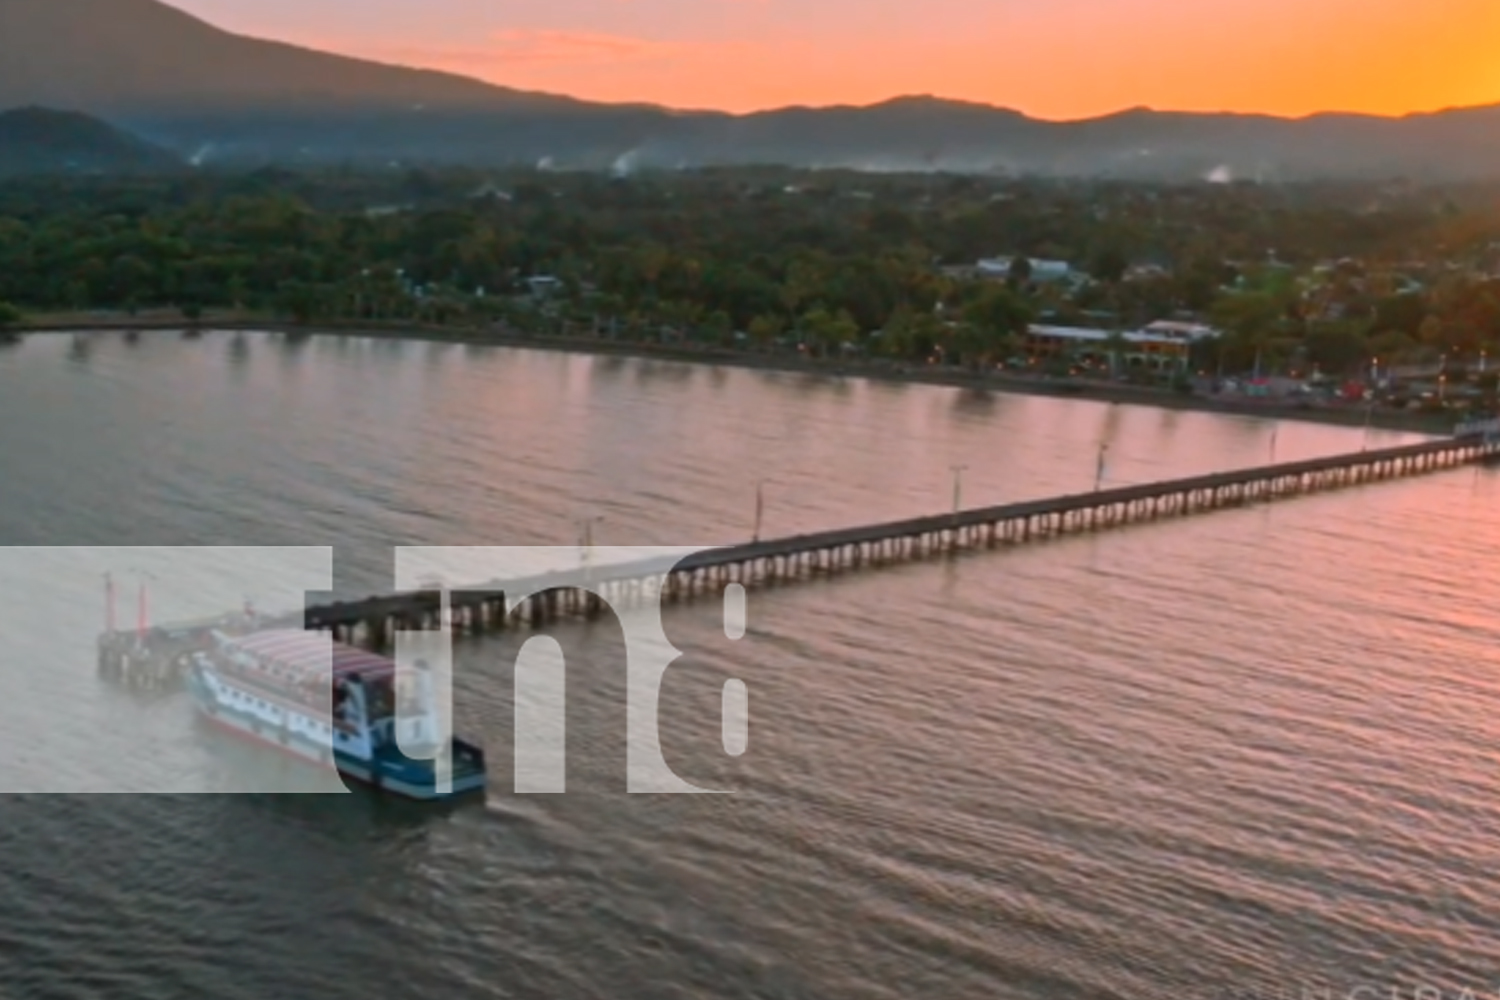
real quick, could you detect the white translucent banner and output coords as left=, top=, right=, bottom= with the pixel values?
left=0, top=545, right=752, bottom=795
left=0, top=547, right=341, bottom=793
left=394, top=546, right=750, bottom=794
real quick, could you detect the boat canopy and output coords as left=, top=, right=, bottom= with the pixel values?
left=217, top=629, right=396, bottom=685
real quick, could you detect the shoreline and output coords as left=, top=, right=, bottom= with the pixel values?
left=7, top=317, right=1455, bottom=436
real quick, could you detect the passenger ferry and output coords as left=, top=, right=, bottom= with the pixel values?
left=185, top=628, right=487, bottom=800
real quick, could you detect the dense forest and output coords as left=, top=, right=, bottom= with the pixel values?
left=1, top=167, right=1497, bottom=375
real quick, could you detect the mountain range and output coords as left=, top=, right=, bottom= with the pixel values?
left=2, top=0, right=1498, bottom=180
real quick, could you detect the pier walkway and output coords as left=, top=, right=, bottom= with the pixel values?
left=239, top=434, right=1497, bottom=649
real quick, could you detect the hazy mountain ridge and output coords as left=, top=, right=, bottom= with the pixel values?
left=1, top=0, right=1498, bottom=179
left=0, top=0, right=582, bottom=112
left=0, top=105, right=182, bottom=175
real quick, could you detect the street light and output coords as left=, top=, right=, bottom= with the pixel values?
left=753, top=480, right=767, bottom=543
left=579, top=515, right=605, bottom=550
left=103, top=571, right=117, bottom=634
left=417, top=572, right=450, bottom=629
left=126, top=567, right=159, bottom=646
left=579, top=515, right=605, bottom=580
left=949, top=464, right=968, bottom=514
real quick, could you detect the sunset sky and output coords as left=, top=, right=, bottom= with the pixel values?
left=172, top=0, right=1499, bottom=118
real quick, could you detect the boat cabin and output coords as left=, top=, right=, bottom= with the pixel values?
left=201, top=629, right=441, bottom=760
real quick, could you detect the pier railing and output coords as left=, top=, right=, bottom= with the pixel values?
left=95, top=434, right=1498, bottom=679
left=252, top=435, right=1495, bottom=647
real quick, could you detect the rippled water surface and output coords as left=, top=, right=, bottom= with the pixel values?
left=2, top=330, right=1498, bottom=999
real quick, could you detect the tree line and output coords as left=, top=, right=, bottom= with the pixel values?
left=0, top=167, right=1496, bottom=374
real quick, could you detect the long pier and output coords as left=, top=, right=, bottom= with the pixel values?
left=221, top=434, right=1493, bottom=652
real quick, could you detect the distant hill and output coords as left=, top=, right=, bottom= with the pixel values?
left=0, top=106, right=181, bottom=175
left=0, top=0, right=669, bottom=167
left=0, top=0, right=1498, bottom=180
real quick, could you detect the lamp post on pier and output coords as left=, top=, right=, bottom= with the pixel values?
left=126, top=567, right=158, bottom=649
left=753, top=480, right=767, bottom=543
left=579, top=515, right=605, bottom=583
left=103, top=571, right=116, bottom=635
left=947, top=464, right=968, bottom=551
left=418, top=573, right=451, bottom=631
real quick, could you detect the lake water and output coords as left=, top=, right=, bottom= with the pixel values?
left=2, top=330, right=1499, bottom=999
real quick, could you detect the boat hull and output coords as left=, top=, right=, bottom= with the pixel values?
left=187, top=672, right=486, bottom=801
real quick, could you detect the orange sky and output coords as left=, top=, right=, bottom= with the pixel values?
left=178, top=0, right=1499, bottom=117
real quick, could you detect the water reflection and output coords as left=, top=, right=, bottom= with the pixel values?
left=865, top=375, right=908, bottom=400
left=952, top=387, right=998, bottom=416
left=228, top=332, right=250, bottom=367
left=2, top=329, right=1483, bottom=1000
left=591, top=355, right=629, bottom=381
left=1220, top=412, right=1270, bottom=443
left=278, top=337, right=306, bottom=375
left=1098, top=399, right=1124, bottom=445
left=67, top=334, right=92, bottom=365
left=633, top=360, right=694, bottom=385
left=215, top=765, right=465, bottom=832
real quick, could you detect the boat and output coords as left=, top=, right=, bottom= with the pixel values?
left=184, top=628, right=486, bottom=800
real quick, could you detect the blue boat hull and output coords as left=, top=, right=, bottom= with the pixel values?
left=187, top=670, right=487, bottom=801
